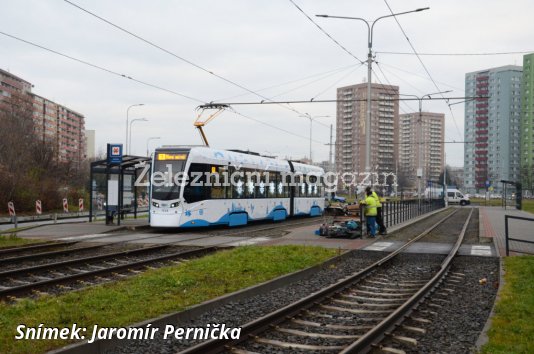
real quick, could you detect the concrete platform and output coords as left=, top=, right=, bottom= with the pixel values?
left=479, top=206, right=534, bottom=256
left=13, top=219, right=149, bottom=240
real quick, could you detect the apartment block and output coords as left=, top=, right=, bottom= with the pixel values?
left=0, top=68, right=86, bottom=164
left=335, top=83, right=399, bottom=179
left=464, top=65, right=522, bottom=193
left=399, top=112, right=445, bottom=189
left=521, top=53, right=534, bottom=192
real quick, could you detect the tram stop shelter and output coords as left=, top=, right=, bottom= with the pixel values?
left=89, top=155, right=151, bottom=225
left=500, top=180, right=522, bottom=210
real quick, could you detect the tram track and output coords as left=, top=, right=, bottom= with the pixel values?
left=176, top=208, right=474, bottom=354
left=0, top=217, right=327, bottom=301
left=0, top=217, right=325, bottom=269
left=0, top=245, right=218, bottom=301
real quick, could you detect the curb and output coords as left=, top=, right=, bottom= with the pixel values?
left=475, top=254, right=504, bottom=350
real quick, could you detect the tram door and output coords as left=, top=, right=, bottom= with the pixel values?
left=288, top=161, right=295, bottom=217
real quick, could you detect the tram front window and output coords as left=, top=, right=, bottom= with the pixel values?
left=152, top=159, right=186, bottom=200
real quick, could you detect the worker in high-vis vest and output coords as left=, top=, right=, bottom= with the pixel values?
left=362, top=188, right=377, bottom=237
left=370, top=187, right=387, bottom=235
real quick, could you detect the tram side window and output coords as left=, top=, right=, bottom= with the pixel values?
left=210, top=166, right=227, bottom=199
left=300, top=175, right=308, bottom=197
left=232, top=168, right=245, bottom=199
left=183, top=163, right=210, bottom=203
left=255, top=171, right=267, bottom=198
left=267, top=171, right=277, bottom=198
left=245, top=169, right=256, bottom=198
left=308, top=175, right=318, bottom=197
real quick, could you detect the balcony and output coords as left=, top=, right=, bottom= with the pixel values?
left=475, top=150, right=488, bottom=155
left=476, top=75, right=489, bottom=81
left=476, top=116, right=488, bottom=121
left=475, top=143, right=488, bottom=148
left=476, top=123, right=488, bottom=128
left=476, top=130, right=488, bottom=135
left=476, top=110, right=489, bottom=115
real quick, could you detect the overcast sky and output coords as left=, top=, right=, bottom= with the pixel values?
left=2, top=0, right=533, bottom=166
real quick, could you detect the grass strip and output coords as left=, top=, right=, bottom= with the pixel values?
left=0, top=245, right=336, bottom=354
left=481, top=256, right=534, bottom=354
left=0, top=234, right=42, bottom=248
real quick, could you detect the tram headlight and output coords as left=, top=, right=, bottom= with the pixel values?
left=152, top=201, right=160, bottom=208
left=170, top=202, right=179, bottom=208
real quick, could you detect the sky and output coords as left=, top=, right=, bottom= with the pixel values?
left=1, top=0, right=533, bottom=167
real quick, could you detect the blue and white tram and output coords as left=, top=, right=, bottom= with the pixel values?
left=149, top=146, right=324, bottom=228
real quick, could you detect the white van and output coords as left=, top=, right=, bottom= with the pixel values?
left=446, top=188, right=470, bottom=206
left=424, top=187, right=470, bottom=206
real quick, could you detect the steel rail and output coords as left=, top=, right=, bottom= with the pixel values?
left=0, top=244, right=106, bottom=265
left=0, top=246, right=218, bottom=299
left=177, top=208, right=458, bottom=354
left=0, top=241, right=78, bottom=256
left=0, top=244, right=173, bottom=279
left=341, top=208, right=474, bottom=353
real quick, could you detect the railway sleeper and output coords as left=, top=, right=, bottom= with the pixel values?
left=386, top=333, right=418, bottom=347
left=254, top=337, right=346, bottom=351
left=351, top=289, right=412, bottom=298
left=378, top=345, right=406, bottom=354
left=407, top=316, right=432, bottom=324
left=340, top=294, right=405, bottom=303
left=290, top=318, right=373, bottom=331
left=320, top=304, right=391, bottom=315
left=332, top=298, right=400, bottom=309
left=365, top=280, right=425, bottom=288
left=358, top=285, right=417, bottom=293
left=400, top=325, right=426, bottom=334
left=275, top=326, right=360, bottom=339
left=302, top=310, right=381, bottom=323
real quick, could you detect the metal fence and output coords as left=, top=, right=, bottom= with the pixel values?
left=504, top=215, right=534, bottom=256
left=359, top=199, right=445, bottom=233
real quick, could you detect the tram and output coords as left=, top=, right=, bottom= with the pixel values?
left=149, top=146, right=325, bottom=228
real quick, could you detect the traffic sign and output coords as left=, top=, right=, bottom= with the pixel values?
left=36, top=200, right=42, bottom=215
left=63, top=198, right=69, bottom=213
left=7, top=202, right=15, bottom=217
left=79, top=198, right=84, bottom=212
left=485, top=180, right=491, bottom=188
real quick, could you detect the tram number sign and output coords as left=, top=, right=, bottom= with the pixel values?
left=36, top=200, right=42, bottom=215
left=63, top=198, right=69, bottom=213
left=8, top=202, right=15, bottom=217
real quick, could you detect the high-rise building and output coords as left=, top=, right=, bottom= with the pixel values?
left=399, top=112, right=445, bottom=189
left=521, top=53, right=534, bottom=192
left=464, top=65, right=522, bottom=193
left=0, top=68, right=86, bottom=164
left=85, top=130, right=96, bottom=159
left=335, top=83, right=399, bottom=179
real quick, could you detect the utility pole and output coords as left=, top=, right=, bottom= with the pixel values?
left=317, top=7, right=429, bottom=172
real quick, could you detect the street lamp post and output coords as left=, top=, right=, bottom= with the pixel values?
left=146, top=137, right=161, bottom=157
left=129, top=118, right=148, bottom=156
left=126, top=103, right=144, bottom=155
left=317, top=7, right=429, bottom=172
left=300, top=113, right=330, bottom=163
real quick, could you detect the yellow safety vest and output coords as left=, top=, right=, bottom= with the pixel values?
left=371, top=191, right=382, bottom=208
left=364, top=195, right=377, bottom=216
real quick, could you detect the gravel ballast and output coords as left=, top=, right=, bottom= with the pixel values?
left=103, top=253, right=499, bottom=354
